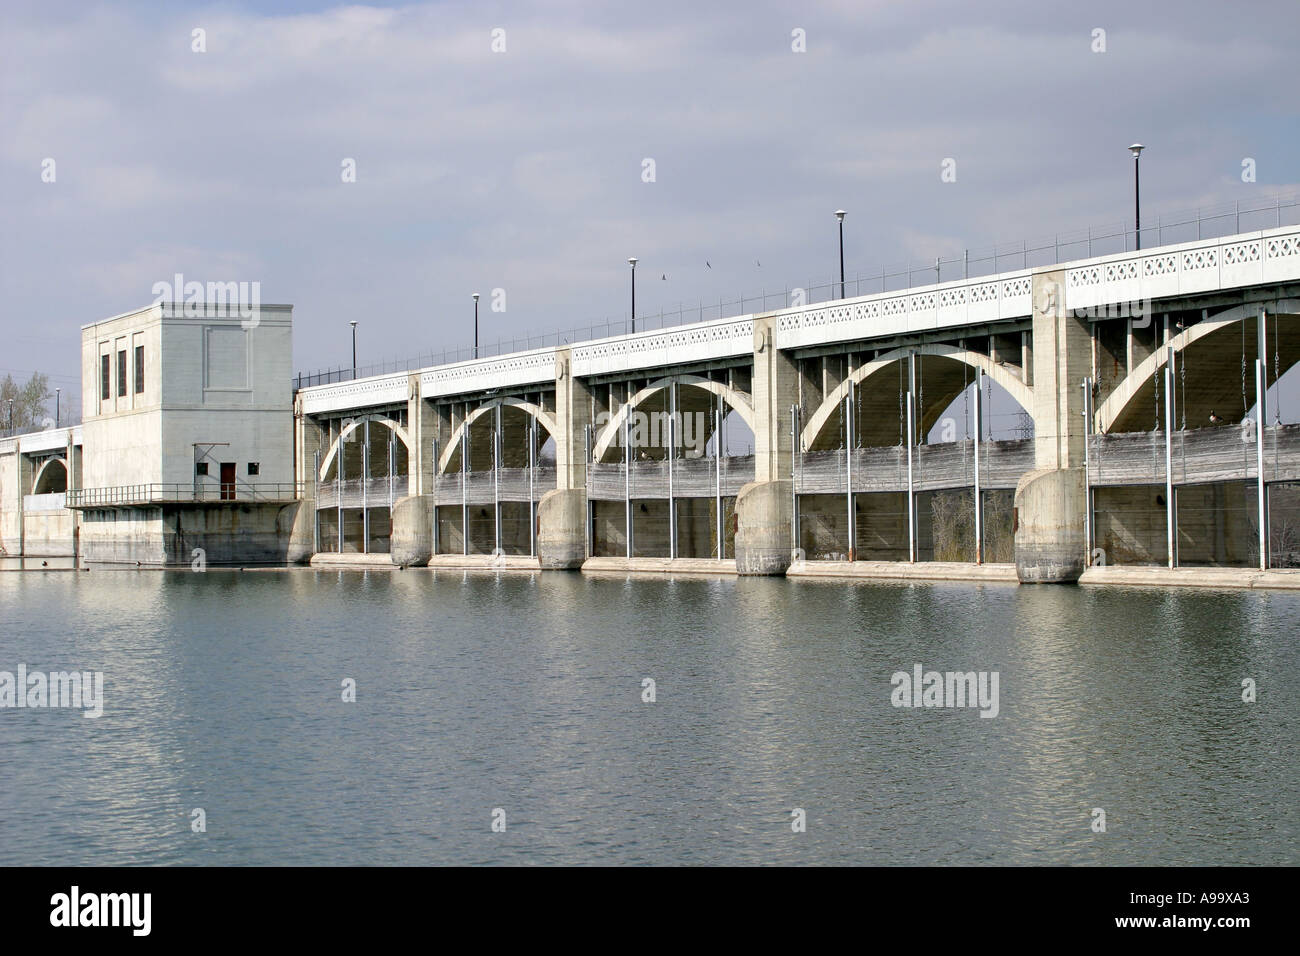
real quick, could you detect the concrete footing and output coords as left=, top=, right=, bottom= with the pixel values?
left=537, top=488, right=586, bottom=569
left=310, top=553, right=396, bottom=569
left=1013, top=467, right=1086, bottom=583
left=389, top=494, right=433, bottom=567
left=787, top=560, right=1018, bottom=583
left=427, top=554, right=540, bottom=571
left=581, top=556, right=736, bottom=576
left=734, top=480, right=793, bottom=575
left=1080, top=565, right=1300, bottom=590
left=79, top=502, right=308, bottom=566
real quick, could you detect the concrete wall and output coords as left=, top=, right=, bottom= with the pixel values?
left=0, top=443, right=18, bottom=554
left=1092, top=484, right=1169, bottom=567
left=1, top=431, right=82, bottom=557
left=80, top=304, right=293, bottom=492
left=20, top=511, right=76, bottom=557
left=79, top=502, right=307, bottom=566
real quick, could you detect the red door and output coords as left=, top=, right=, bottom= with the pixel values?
left=220, top=462, right=236, bottom=500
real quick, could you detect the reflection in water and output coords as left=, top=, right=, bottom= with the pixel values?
left=0, top=569, right=1295, bottom=865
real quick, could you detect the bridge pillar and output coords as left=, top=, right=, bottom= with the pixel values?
left=287, top=395, right=321, bottom=563
left=538, top=349, right=591, bottom=568
left=1015, top=269, right=1090, bottom=582
left=389, top=375, right=435, bottom=566
left=735, top=316, right=799, bottom=575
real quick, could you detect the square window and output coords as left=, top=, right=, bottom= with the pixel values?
left=247, top=462, right=260, bottom=476
left=196, top=462, right=209, bottom=476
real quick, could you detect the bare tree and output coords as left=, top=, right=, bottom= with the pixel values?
left=1, top=372, right=52, bottom=433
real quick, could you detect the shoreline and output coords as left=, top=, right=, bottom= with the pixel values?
left=8, top=555, right=1300, bottom=591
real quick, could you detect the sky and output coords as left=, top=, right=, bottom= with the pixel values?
left=2, top=0, right=1298, bottom=409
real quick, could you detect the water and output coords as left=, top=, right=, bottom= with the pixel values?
left=0, top=567, right=1295, bottom=865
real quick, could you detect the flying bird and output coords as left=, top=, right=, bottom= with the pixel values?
left=756, top=260, right=761, bottom=267
left=706, top=261, right=712, bottom=269
left=1209, top=410, right=1225, bottom=424
left=661, top=273, right=667, bottom=280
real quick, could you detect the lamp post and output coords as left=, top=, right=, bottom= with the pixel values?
left=835, top=210, right=846, bottom=299
left=1129, top=144, right=1145, bottom=251
left=472, top=293, right=480, bottom=359
left=55, top=388, right=60, bottom=428
left=349, top=320, right=358, bottom=378
left=628, top=258, right=638, bottom=333
left=6, top=400, right=12, bottom=436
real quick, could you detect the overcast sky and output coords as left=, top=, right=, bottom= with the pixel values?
left=3, top=0, right=1298, bottom=403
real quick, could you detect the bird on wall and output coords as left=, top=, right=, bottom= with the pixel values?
left=1209, top=410, right=1225, bottom=424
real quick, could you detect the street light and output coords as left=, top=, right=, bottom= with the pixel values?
left=6, top=400, right=12, bottom=436
left=835, top=210, right=847, bottom=299
left=349, top=320, right=358, bottom=378
left=1129, top=144, right=1145, bottom=251
left=628, top=258, right=638, bottom=333
left=472, top=293, right=480, bottom=359
left=55, top=388, right=60, bottom=428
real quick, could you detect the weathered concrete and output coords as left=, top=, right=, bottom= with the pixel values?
left=427, top=553, right=540, bottom=571
left=537, top=488, right=587, bottom=568
left=734, top=479, right=793, bottom=575
left=389, top=494, right=433, bottom=566
left=79, top=502, right=305, bottom=566
left=285, top=500, right=315, bottom=564
left=787, top=560, right=1018, bottom=583
left=581, top=556, right=736, bottom=575
left=1080, top=565, right=1300, bottom=590
left=15, top=511, right=76, bottom=557
left=310, top=552, right=395, bottom=569
left=1005, top=269, right=1094, bottom=582
left=1013, top=467, right=1086, bottom=582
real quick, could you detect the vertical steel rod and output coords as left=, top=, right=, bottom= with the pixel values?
left=907, top=351, right=917, bottom=563
left=624, top=402, right=632, bottom=559
left=1164, top=354, right=1175, bottom=568
left=974, top=370, right=983, bottom=564
left=668, top=380, right=677, bottom=559
left=1258, top=307, right=1269, bottom=569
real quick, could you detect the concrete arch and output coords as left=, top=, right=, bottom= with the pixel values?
left=591, top=374, right=755, bottom=462
left=31, top=457, right=68, bottom=495
left=800, top=343, right=1033, bottom=450
left=437, top=397, right=558, bottom=474
left=318, top=415, right=412, bottom=480
left=1095, top=299, right=1300, bottom=434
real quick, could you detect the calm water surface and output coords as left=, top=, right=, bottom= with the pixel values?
left=0, top=567, right=1296, bottom=865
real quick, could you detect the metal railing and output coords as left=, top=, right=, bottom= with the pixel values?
left=587, top=455, right=755, bottom=501
left=67, top=482, right=304, bottom=508
left=316, top=476, right=411, bottom=509
left=794, top=440, right=1034, bottom=496
left=293, top=191, right=1300, bottom=391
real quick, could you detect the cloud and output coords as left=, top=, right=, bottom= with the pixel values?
left=1, top=0, right=1297, bottom=392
